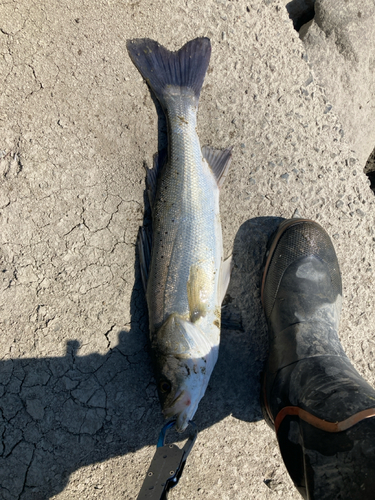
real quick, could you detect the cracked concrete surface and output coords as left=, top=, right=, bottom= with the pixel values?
left=1, top=0, right=375, bottom=499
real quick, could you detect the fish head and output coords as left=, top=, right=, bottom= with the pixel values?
left=155, top=354, right=209, bottom=432
left=153, top=314, right=218, bottom=432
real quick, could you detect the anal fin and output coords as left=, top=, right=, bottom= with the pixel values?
left=138, top=226, right=152, bottom=293
left=146, top=148, right=167, bottom=209
left=187, top=264, right=210, bottom=323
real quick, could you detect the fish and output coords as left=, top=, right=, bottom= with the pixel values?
left=127, top=37, right=232, bottom=432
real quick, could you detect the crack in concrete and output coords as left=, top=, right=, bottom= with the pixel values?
left=103, top=324, right=116, bottom=350
left=20, top=443, right=36, bottom=498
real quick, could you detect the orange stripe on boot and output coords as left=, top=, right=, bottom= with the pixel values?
left=275, top=406, right=375, bottom=434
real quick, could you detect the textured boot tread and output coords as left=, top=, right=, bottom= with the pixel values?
left=263, top=220, right=342, bottom=319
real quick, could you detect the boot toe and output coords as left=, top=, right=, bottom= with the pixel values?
left=261, top=219, right=342, bottom=322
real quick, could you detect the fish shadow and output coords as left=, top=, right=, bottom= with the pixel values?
left=195, top=216, right=284, bottom=428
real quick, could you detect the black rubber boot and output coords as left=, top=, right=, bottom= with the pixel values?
left=261, top=219, right=375, bottom=500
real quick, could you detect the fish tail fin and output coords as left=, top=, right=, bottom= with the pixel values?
left=126, top=37, right=211, bottom=107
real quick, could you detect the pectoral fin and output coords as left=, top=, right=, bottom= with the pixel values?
left=187, top=265, right=211, bottom=323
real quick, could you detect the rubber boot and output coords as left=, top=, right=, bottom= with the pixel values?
left=261, top=219, right=375, bottom=500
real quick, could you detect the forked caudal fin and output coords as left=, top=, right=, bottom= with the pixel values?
left=126, top=37, right=211, bottom=108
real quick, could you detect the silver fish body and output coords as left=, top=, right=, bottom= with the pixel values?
left=127, top=38, right=232, bottom=431
left=148, top=88, right=221, bottom=334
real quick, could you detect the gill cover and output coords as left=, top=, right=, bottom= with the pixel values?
left=153, top=314, right=218, bottom=431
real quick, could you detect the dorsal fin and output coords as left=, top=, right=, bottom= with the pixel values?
left=202, top=146, right=232, bottom=188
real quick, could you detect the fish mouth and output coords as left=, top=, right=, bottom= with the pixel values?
left=163, top=389, right=192, bottom=422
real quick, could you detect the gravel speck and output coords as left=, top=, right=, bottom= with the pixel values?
left=356, top=209, right=365, bottom=218
left=292, top=208, right=301, bottom=218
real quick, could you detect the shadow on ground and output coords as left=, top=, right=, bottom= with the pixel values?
left=0, top=216, right=282, bottom=499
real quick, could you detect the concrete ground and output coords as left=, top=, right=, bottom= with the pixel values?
left=1, top=0, right=374, bottom=499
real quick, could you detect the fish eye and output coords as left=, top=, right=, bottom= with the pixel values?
left=159, top=380, right=172, bottom=393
